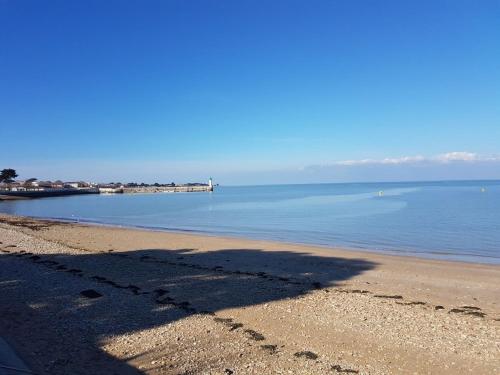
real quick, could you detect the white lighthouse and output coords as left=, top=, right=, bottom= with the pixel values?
left=208, top=177, right=213, bottom=191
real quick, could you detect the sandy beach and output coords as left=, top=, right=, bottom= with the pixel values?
left=0, top=213, right=498, bottom=374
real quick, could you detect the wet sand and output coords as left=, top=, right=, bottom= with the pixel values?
left=0, top=213, right=498, bottom=374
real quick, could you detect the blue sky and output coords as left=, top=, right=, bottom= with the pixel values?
left=1, top=0, right=499, bottom=184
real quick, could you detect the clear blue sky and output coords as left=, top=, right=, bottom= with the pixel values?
left=1, top=0, right=499, bottom=184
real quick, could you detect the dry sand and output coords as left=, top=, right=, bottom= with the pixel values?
left=0, top=213, right=498, bottom=374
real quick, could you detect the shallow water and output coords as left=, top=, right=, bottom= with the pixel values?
left=1, top=180, right=499, bottom=264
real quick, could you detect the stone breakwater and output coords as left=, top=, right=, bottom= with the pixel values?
left=0, top=188, right=99, bottom=200
left=123, top=185, right=213, bottom=194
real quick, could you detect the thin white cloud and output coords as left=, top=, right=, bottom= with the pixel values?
left=335, top=155, right=426, bottom=166
left=326, top=152, right=500, bottom=167
left=435, top=151, right=479, bottom=162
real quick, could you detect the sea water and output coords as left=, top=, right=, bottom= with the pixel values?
left=1, top=180, right=499, bottom=264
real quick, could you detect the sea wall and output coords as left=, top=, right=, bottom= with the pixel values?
left=0, top=188, right=99, bottom=200
left=122, top=186, right=213, bottom=194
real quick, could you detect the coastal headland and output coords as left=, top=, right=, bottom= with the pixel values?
left=0, top=214, right=498, bottom=374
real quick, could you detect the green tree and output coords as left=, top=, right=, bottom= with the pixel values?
left=0, top=169, right=18, bottom=183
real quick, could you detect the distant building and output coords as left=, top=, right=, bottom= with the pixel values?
left=52, top=181, right=64, bottom=188
left=37, top=181, right=55, bottom=188
left=65, top=181, right=90, bottom=189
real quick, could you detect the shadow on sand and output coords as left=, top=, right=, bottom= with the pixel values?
left=0, top=246, right=377, bottom=374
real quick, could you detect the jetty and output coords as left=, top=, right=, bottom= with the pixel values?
left=122, top=185, right=213, bottom=194
left=0, top=188, right=99, bottom=200
left=115, top=178, right=214, bottom=194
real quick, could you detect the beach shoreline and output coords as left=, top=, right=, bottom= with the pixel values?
left=2, top=212, right=498, bottom=266
left=0, top=213, right=499, bottom=374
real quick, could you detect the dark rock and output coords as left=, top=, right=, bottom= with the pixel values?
left=154, top=288, right=169, bottom=297
left=244, top=329, right=265, bottom=341
left=80, top=289, right=103, bottom=299
left=214, top=317, right=233, bottom=324
left=312, top=282, right=322, bottom=289
left=228, top=323, right=243, bottom=331
left=156, top=296, right=174, bottom=305
left=261, top=344, right=277, bottom=354
left=331, top=364, right=359, bottom=373
left=294, top=351, right=318, bottom=360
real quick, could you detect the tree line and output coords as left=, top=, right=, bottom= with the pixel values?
left=0, top=168, right=18, bottom=183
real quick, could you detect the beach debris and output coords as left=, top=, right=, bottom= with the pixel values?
left=373, top=294, right=403, bottom=299
left=261, top=344, right=278, bottom=354
left=337, top=289, right=370, bottom=294
left=214, top=317, right=233, bottom=324
left=228, top=323, right=243, bottom=331
left=461, top=305, right=481, bottom=310
left=244, top=329, right=265, bottom=341
left=224, top=369, right=234, bottom=375
left=449, top=308, right=486, bottom=318
left=331, top=364, right=359, bottom=373
left=213, top=317, right=244, bottom=330
left=466, top=311, right=487, bottom=318
left=294, top=351, right=318, bottom=360
left=396, top=301, right=426, bottom=306
left=80, top=289, right=103, bottom=299
left=434, top=305, right=445, bottom=310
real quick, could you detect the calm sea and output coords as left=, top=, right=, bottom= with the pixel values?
left=1, top=181, right=499, bottom=264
